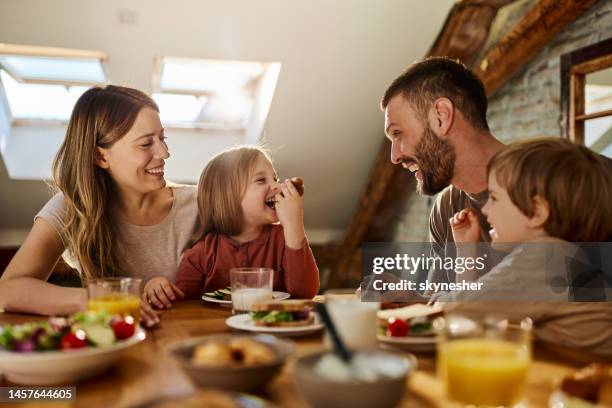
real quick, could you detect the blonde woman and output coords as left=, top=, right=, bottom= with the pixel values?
left=0, top=85, right=197, bottom=327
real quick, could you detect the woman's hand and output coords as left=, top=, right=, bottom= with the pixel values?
left=143, top=277, right=185, bottom=310
left=275, top=179, right=306, bottom=249
left=450, top=208, right=481, bottom=243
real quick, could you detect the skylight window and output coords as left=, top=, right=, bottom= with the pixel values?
left=153, top=57, right=279, bottom=129
left=158, top=57, right=264, bottom=94
left=0, top=55, right=105, bottom=84
left=1, top=71, right=89, bottom=121
left=0, top=44, right=108, bottom=122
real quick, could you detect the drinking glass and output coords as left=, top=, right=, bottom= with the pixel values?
left=230, top=268, right=273, bottom=313
left=436, top=314, right=532, bottom=408
left=87, top=277, right=142, bottom=321
left=324, top=289, right=379, bottom=350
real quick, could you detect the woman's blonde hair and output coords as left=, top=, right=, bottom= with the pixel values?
left=52, top=85, right=159, bottom=282
left=487, top=138, right=612, bottom=242
left=192, top=145, right=272, bottom=243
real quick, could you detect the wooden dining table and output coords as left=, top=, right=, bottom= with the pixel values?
left=0, top=300, right=605, bottom=408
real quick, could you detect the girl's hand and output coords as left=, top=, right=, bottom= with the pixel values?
left=143, top=277, right=185, bottom=310
left=139, top=297, right=161, bottom=328
left=450, top=208, right=481, bottom=243
left=275, top=179, right=306, bottom=249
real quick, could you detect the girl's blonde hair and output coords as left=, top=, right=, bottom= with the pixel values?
left=52, top=85, right=159, bottom=282
left=487, top=137, right=612, bottom=242
left=193, top=145, right=272, bottom=242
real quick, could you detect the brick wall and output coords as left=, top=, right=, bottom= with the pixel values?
left=393, top=0, right=612, bottom=242
left=488, top=0, right=612, bottom=142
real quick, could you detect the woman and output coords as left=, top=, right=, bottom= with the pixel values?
left=0, top=85, right=197, bottom=327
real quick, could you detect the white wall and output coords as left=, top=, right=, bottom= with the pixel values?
left=0, top=0, right=454, bottom=244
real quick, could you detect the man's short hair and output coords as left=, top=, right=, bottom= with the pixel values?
left=488, top=138, right=612, bottom=242
left=381, top=57, right=489, bottom=131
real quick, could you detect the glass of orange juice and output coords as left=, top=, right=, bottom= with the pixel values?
left=87, top=278, right=142, bottom=321
left=436, top=314, right=532, bottom=407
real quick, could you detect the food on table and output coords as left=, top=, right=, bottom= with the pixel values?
left=290, top=177, right=305, bottom=196
left=439, top=339, right=529, bottom=407
left=203, top=286, right=232, bottom=300
left=88, top=293, right=141, bottom=321
left=250, top=300, right=314, bottom=327
left=0, top=311, right=137, bottom=352
left=377, top=303, right=443, bottom=337
left=191, top=338, right=275, bottom=367
left=560, top=363, right=612, bottom=406
left=314, top=352, right=408, bottom=383
left=265, top=177, right=305, bottom=210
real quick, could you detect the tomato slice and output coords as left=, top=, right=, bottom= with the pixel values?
left=387, top=317, right=410, bottom=337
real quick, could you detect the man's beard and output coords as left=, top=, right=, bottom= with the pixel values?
left=414, top=124, right=456, bottom=195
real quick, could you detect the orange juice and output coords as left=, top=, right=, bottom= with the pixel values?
left=439, top=339, right=529, bottom=407
left=88, top=294, right=141, bottom=321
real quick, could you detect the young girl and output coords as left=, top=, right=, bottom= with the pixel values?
left=443, top=138, right=612, bottom=356
left=145, top=146, right=320, bottom=304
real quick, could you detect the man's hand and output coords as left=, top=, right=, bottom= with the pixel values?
left=450, top=208, right=480, bottom=243
left=143, top=277, right=185, bottom=310
left=275, top=179, right=306, bottom=249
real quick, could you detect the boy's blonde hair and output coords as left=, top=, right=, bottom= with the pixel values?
left=487, top=138, right=612, bottom=242
left=193, top=145, right=273, bottom=242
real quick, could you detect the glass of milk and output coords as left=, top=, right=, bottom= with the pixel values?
left=325, top=289, right=379, bottom=350
left=230, top=268, right=274, bottom=313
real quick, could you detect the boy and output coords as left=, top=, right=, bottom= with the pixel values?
left=438, top=138, right=612, bottom=356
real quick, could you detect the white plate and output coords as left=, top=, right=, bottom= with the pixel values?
left=0, top=327, right=146, bottom=385
left=377, top=334, right=437, bottom=352
left=202, top=291, right=291, bottom=305
left=548, top=390, right=600, bottom=408
left=226, top=313, right=324, bottom=336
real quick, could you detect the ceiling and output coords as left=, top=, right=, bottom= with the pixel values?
left=0, top=0, right=454, bottom=244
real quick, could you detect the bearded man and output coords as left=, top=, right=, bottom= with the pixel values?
left=381, top=57, right=504, bottom=286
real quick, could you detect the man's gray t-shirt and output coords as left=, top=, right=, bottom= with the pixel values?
left=427, top=185, right=503, bottom=285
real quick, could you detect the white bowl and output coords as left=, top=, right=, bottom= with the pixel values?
left=0, top=328, right=146, bottom=385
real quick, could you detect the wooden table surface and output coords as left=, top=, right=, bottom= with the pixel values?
left=0, top=300, right=603, bottom=408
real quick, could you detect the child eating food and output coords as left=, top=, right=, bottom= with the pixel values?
left=440, top=138, right=612, bottom=356
left=145, top=146, right=319, bottom=306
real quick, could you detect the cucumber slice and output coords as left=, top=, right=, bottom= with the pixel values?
left=79, top=323, right=115, bottom=347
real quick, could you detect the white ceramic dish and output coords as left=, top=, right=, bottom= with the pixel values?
left=0, top=328, right=146, bottom=385
left=202, top=291, right=290, bottom=306
left=549, top=389, right=603, bottom=408
left=376, top=333, right=436, bottom=352
left=226, top=313, right=323, bottom=336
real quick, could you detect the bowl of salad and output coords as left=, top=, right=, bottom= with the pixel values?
left=0, top=311, right=145, bottom=385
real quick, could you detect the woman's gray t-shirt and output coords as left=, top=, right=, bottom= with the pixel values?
left=35, top=185, right=198, bottom=282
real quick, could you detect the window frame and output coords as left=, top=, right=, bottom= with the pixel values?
left=560, top=37, right=612, bottom=144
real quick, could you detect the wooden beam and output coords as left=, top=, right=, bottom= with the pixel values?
left=429, top=0, right=514, bottom=67
left=326, top=0, right=509, bottom=288
left=475, top=0, right=598, bottom=96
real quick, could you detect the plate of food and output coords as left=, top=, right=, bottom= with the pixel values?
left=376, top=304, right=445, bottom=352
left=549, top=363, right=612, bottom=407
left=0, top=311, right=145, bottom=385
left=202, top=287, right=291, bottom=306
left=225, top=300, right=323, bottom=336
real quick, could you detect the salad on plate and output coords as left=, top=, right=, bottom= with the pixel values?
left=0, top=310, right=138, bottom=353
